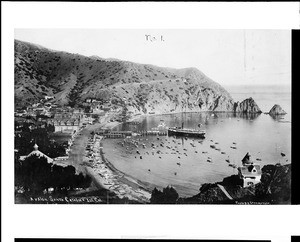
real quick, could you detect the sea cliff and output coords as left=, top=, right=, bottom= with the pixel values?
left=15, top=39, right=261, bottom=114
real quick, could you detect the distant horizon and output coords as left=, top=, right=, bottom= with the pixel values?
left=14, top=29, right=291, bottom=86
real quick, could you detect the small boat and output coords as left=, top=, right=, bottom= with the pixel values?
left=281, top=152, right=286, bottom=157
left=176, top=162, right=181, bottom=166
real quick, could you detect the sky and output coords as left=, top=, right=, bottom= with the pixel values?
left=15, top=29, right=291, bottom=86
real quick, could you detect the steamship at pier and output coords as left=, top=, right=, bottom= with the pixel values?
left=168, top=122, right=206, bottom=138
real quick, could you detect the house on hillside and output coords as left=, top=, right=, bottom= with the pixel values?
left=44, top=96, right=54, bottom=101
left=238, top=164, right=262, bottom=187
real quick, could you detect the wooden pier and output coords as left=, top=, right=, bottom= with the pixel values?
left=96, top=130, right=133, bottom=138
left=96, top=129, right=167, bottom=138
left=137, top=130, right=168, bottom=136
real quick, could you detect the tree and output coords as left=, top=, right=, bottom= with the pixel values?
left=16, top=154, right=92, bottom=194
left=150, top=186, right=179, bottom=204
left=18, top=155, right=52, bottom=193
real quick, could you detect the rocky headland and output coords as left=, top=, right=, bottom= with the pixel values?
left=15, top=39, right=261, bottom=114
left=233, top=97, right=262, bottom=113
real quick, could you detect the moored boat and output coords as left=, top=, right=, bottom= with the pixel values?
left=168, top=122, right=205, bottom=138
left=168, top=127, right=206, bottom=138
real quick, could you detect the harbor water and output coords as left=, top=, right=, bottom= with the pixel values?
left=103, top=85, right=291, bottom=197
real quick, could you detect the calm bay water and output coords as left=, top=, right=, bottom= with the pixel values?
left=103, top=85, right=291, bottom=197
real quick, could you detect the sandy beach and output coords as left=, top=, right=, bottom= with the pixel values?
left=85, top=135, right=151, bottom=203
left=65, top=114, right=152, bottom=203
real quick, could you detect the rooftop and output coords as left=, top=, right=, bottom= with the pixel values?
left=238, top=164, right=262, bottom=177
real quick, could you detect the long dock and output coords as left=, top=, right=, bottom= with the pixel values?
left=96, top=129, right=167, bottom=138
left=96, top=130, right=132, bottom=138
left=137, top=130, right=168, bottom=136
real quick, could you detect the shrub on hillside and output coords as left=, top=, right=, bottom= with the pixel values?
left=150, top=186, right=179, bottom=204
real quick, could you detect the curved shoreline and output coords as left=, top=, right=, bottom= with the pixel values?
left=85, top=134, right=152, bottom=203
left=68, top=109, right=275, bottom=203
left=63, top=114, right=154, bottom=202
left=99, top=145, right=155, bottom=193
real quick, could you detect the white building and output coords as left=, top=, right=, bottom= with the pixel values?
left=20, top=144, right=53, bottom=163
left=52, top=119, right=80, bottom=133
left=238, top=164, right=262, bottom=187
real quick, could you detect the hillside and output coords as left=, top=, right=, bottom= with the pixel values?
left=15, top=39, right=243, bottom=114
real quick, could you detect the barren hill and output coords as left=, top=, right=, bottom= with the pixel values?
left=15, top=39, right=239, bottom=114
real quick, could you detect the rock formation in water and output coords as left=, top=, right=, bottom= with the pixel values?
left=233, top=97, right=262, bottom=113
left=268, top=104, right=287, bottom=115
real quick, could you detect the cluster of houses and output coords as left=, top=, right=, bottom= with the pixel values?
left=85, top=98, right=111, bottom=114
left=16, top=95, right=133, bottom=136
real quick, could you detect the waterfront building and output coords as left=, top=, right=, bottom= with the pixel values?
left=238, top=164, right=262, bottom=187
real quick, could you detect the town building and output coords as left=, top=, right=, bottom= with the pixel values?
left=19, top=144, right=53, bottom=163
left=19, top=143, right=69, bottom=167
left=52, top=118, right=81, bottom=133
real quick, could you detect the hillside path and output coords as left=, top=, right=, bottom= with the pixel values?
left=217, top=184, right=233, bottom=200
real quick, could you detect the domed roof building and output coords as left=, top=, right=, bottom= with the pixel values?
left=19, top=143, right=53, bottom=163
